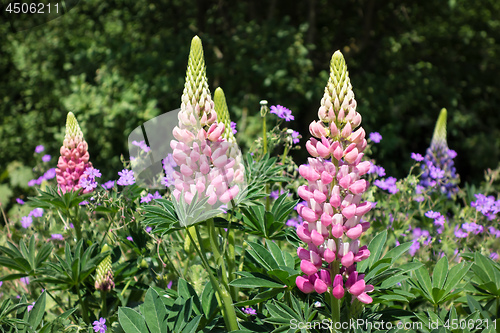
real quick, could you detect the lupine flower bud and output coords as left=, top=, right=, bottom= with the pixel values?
left=419, top=108, right=460, bottom=198
left=295, top=51, right=373, bottom=304
left=55, top=112, right=93, bottom=194
left=95, top=244, right=114, bottom=291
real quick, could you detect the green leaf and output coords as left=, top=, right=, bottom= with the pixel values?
left=229, top=277, right=286, bottom=289
left=443, top=261, right=472, bottom=295
left=143, top=288, right=167, bottom=333
left=380, top=273, right=409, bottom=289
left=265, top=240, right=286, bottom=267
left=118, top=308, right=148, bottom=333
left=181, top=315, right=202, bottom=333
left=414, top=264, right=432, bottom=300
left=358, top=230, right=387, bottom=272
left=247, top=241, right=278, bottom=270
left=27, top=291, right=46, bottom=330
left=35, top=243, right=53, bottom=269
left=200, top=282, right=217, bottom=319
left=382, top=241, right=413, bottom=264
left=432, top=256, right=448, bottom=290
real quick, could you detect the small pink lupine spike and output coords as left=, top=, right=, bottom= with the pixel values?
left=332, top=274, right=345, bottom=299
left=56, top=112, right=93, bottom=194
left=296, top=276, right=315, bottom=293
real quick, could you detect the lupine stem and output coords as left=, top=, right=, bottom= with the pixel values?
left=191, top=224, right=238, bottom=331
left=330, top=261, right=341, bottom=329
left=100, top=290, right=107, bottom=318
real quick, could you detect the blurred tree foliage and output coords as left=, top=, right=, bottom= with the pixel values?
left=1, top=0, right=499, bottom=197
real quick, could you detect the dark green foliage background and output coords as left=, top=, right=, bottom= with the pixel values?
left=1, top=0, right=499, bottom=186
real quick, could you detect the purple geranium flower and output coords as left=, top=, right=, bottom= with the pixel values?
left=44, top=168, right=56, bottom=180
left=270, top=105, right=294, bottom=121
left=16, top=198, right=25, bottom=205
left=369, top=132, right=382, bottom=143
left=141, top=193, right=154, bottom=203
left=92, top=318, right=107, bottom=333
left=29, top=208, right=44, bottom=218
left=42, top=155, right=51, bottom=162
left=102, top=180, right=115, bottom=190
left=291, top=130, right=300, bottom=144
left=411, top=153, right=424, bottom=162
left=242, top=307, right=257, bottom=315
left=51, top=234, right=64, bottom=241
left=374, top=177, right=399, bottom=194
left=21, top=216, right=33, bottom=228
left=35, top=145, right=44, bottom=153
left=117, top=169, right=135, bottom=186
left=84, top=167, right=102, bottom=179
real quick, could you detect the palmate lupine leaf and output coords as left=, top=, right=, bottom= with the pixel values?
left=0, top=236, right=53, bottom=281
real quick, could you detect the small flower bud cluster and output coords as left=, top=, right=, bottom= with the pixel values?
left=95, top=245, right=114, bottom=292
left=56, top=112, right=94, bottom=194
left=170, top=37, right=244, bottom=205
left=295, top=51, right=374, bottom=304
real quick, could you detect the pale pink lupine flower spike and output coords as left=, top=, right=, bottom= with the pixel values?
left=169, top=36, right=243, bottom=207
left=55, top=112, right=94, bottom=194
left=295, top=51, right=374, bottom=304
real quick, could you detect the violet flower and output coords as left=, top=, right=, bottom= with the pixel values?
left=419, top=109, right=459, bottom=198
left=270, top=105, right=294, bottom=121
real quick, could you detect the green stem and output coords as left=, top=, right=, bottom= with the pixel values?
left=281, top=144, right=289, bottom=165
left=76, top=284, right=89, bottom=323
left=207, top=220, right=230, bottom=291
left=72, top=208, right=83, bottom=243
left=330, top=261, right=340, bottom=330
left=100, top=290, right=107, bottom=318
left=189, top=226, right=239, bottom=331
left=262, top=114, right=268, bottom=155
